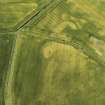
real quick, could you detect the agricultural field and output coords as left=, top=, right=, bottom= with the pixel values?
left=0, top=0, right=105, bottom=105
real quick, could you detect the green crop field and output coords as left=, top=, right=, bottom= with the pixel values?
left=0, top=0, right=105, bottom=105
